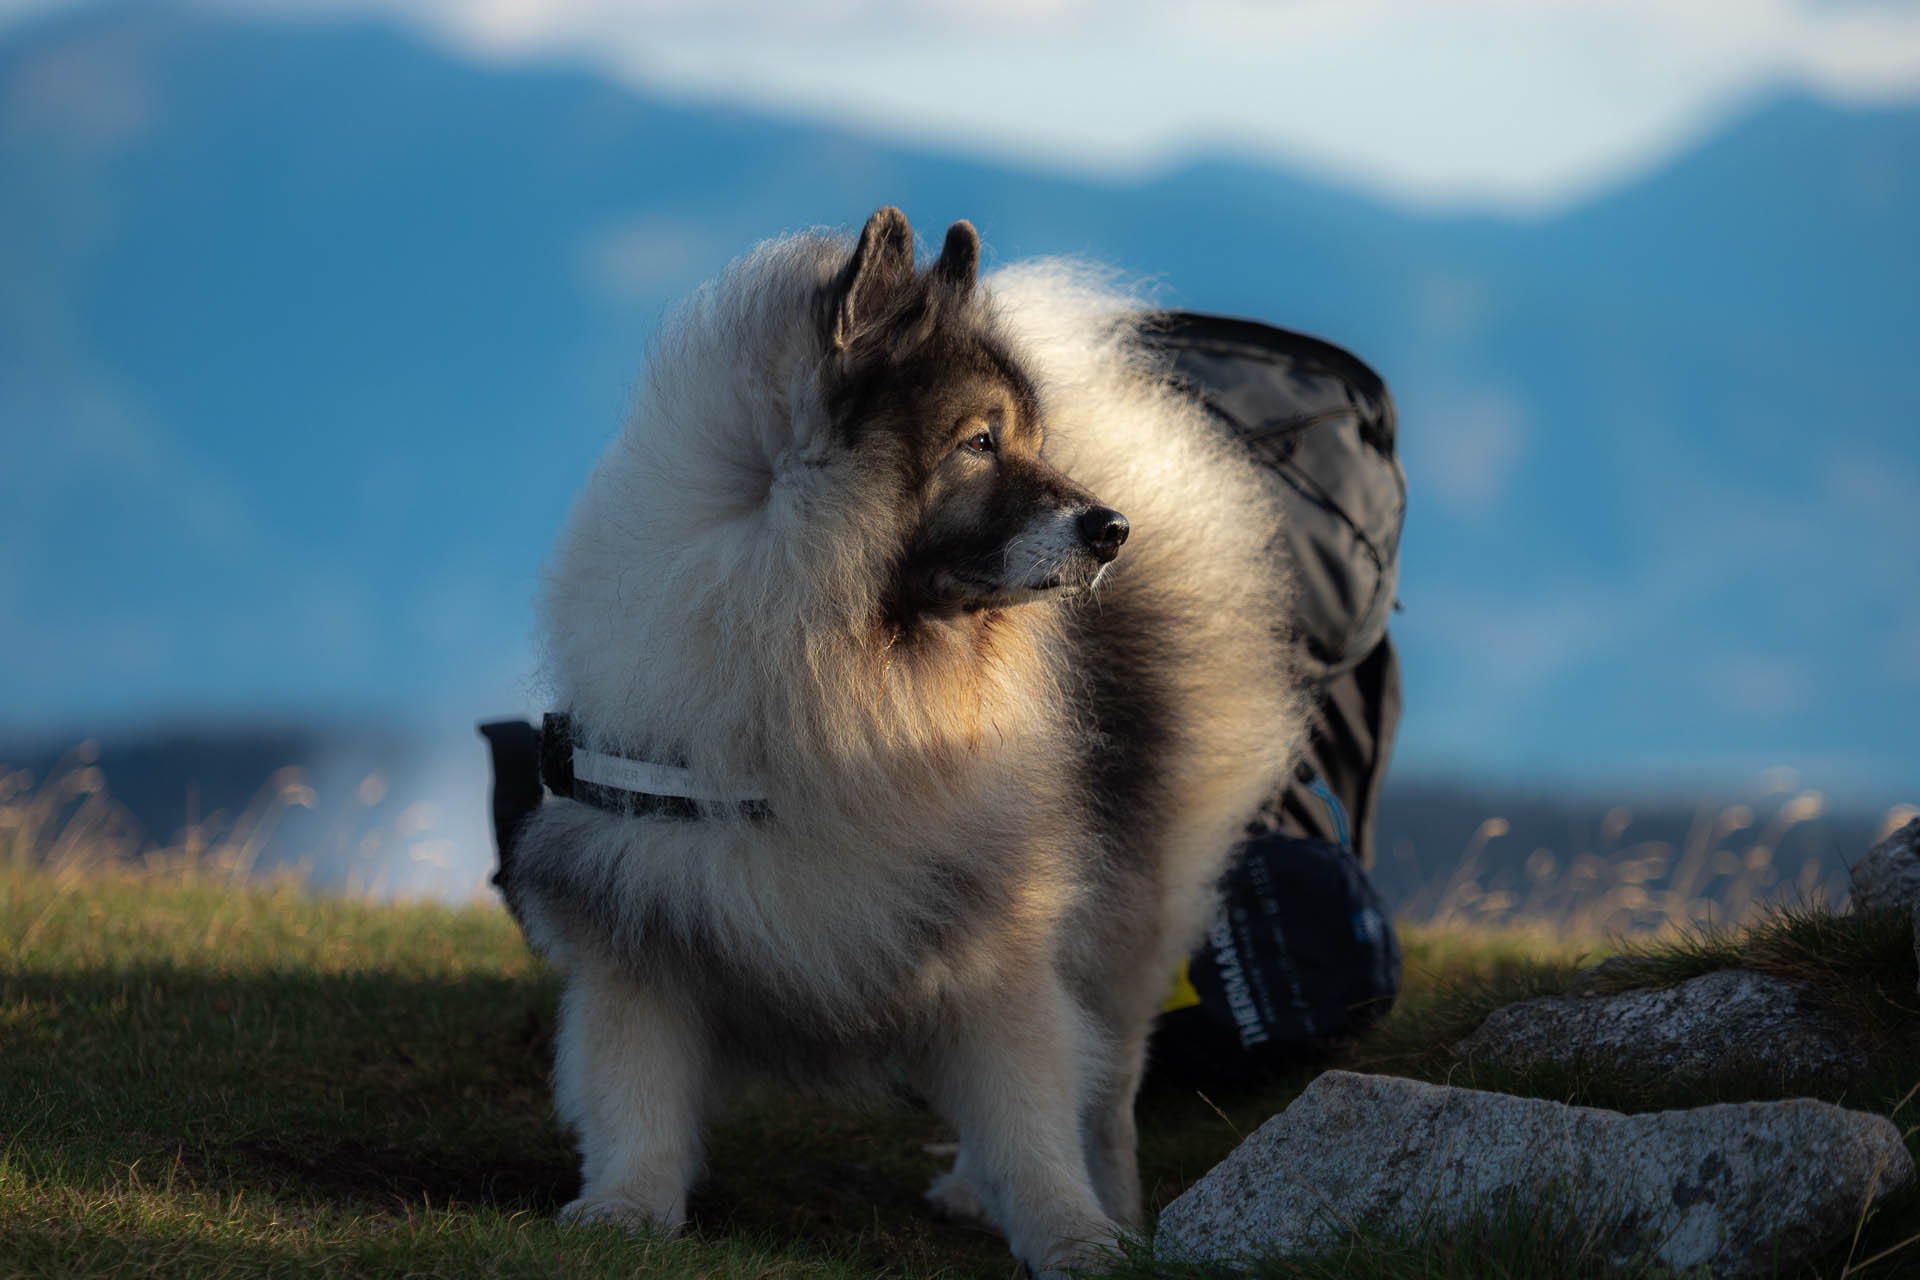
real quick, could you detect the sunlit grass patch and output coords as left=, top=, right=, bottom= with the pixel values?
left=4, top=755, right=1918, bottom=1278
left=6, top=859, right=1917, bottom=1278
left=0, top=1149, right=876, bottom=1280
left=0, top=860, right=1014, bottom=1278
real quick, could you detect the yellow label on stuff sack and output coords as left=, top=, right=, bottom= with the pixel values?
left=1162, top=960, right=1201, bottom=1012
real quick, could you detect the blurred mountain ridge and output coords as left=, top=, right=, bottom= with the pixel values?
left=2, top=2, right=1916, bottom=802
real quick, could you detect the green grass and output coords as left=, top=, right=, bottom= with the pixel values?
left=3, top=861, right=1917, bottom=1279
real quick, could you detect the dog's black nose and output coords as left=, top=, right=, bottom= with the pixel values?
left=1078, top=507, right=1129, bottom=563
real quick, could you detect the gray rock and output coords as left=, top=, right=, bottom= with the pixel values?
left=1852, top=817, right=1920, bottom=914
left=1454, top=967, right=1871, bottom=1093
left=1154, top=1070, right=1911, bottom=1278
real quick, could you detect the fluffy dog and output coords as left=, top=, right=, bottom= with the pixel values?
left=507, top=207, right=1304, bottom=1273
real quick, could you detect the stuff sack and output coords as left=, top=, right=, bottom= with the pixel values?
left=1153, top=832, right=1401, bottom=1083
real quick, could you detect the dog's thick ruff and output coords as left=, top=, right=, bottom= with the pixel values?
left=509, top=209, right=1306, bottom=1274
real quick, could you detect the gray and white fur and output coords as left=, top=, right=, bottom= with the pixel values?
left=507, top=207, right=1305, bottom=1274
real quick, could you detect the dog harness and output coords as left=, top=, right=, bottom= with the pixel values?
left=536, top=712, right=769, bottom=820
left=478, top=714, right=767, bottom=903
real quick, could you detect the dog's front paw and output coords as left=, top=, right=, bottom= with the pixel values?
left=559, top=1193, right=685, bottom=1235
left=925, top=1168, right=992, bottom=1227
left=1020, top=1219, right=1122, bottom=1280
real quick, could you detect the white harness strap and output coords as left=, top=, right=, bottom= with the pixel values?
left=570, top=747, right=766, bottom=807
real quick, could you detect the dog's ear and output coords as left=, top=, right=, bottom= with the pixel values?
left=934, top=220, right=979, bottom=297
left=830, top=207, right=915, bottom=352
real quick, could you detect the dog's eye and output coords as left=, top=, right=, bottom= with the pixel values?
left=961, top=431, right=996, bottom=455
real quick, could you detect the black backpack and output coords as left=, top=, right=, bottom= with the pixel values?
left=1137, top=313, right=1406, bottom=1080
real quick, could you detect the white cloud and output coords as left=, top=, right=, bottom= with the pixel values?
left=1704, top=653, right=1816, bottom=718
left=1887, top=611, right=1920, bottom=688
left=1410, top=586, right=1624, bottom=697
left=2, top=10, right=160, bottom=148
left=1411, top=383, right=1530, bottom=517
left=578, top=215, right=726, bottom=301
left=1822, top=448, right=1920, bottom=543
left=158, top=0, right=1920, bottom=213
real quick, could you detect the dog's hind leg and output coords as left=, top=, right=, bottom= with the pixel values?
left=918, top=977, right=1116, bottom=1277
left=554, top=953, right=708, bottom=1233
